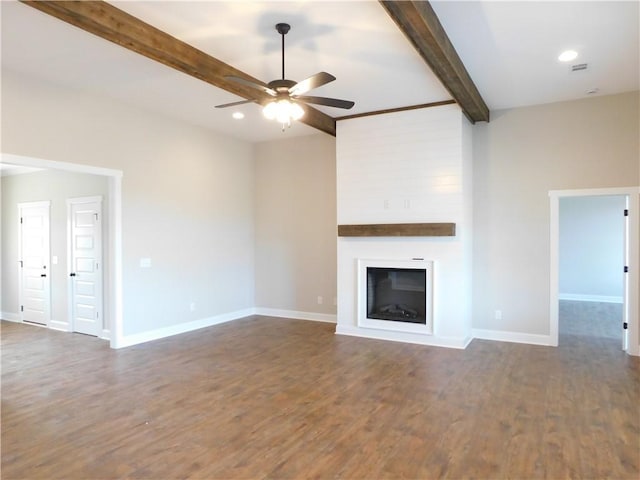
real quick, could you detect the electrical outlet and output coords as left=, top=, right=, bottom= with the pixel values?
left=495, top=310, right=502, bottom=320
left=317, top=296, right=323, bottom=305
left=190, top=302, right=196, bottom=312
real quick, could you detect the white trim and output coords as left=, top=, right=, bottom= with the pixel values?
left=549, top=186, right=639, bottom=356
left=2, top=153, right=123, bottom=349
left=100, top=329, right=110, bottom=340
left=254, top=307, right=337, bottom=323
left=559, top=293, right=623, bottom=303
left=1, top=312, right=21, bottom=322
left=472, top=328, right=552, bottom=346
left=2, top=153, right=122, bottom=178
left=49, top=319, right=71, bottom=332
left=113, top=308, right=254, bottom=349
left=628, top=192, right=640, bottom=356
left=109, top=175, right=123, bottom=348
left=357, top=258, right=434, bottom=335
left=336, top=324, right=472, bottom=349
left=549, top=187, right=639, bottom=197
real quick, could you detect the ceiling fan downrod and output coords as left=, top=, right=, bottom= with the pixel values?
left=276, top=23, right=290, bottom=80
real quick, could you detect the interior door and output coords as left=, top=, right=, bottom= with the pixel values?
left=623, top=197, right=629, bottom=351
left=68, top=197, right=103, bottom=337
left=18, top=201, right=51, bottom=326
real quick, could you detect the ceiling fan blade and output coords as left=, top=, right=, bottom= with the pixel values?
left=295, top=96, right=355, bottom=109
left=289, top=72, right=336, bottom=96
left=226, top=76, right=277, bottom=96
left=215, top=99, right=255, bottom=109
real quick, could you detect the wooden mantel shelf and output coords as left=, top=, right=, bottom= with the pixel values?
left=337, top=223, right=456, bottom=237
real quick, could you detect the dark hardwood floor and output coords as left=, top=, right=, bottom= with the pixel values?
left=2, top=315, right=639, bottom=479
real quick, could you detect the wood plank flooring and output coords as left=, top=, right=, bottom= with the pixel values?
left=2, top=316, right=639, bottom=479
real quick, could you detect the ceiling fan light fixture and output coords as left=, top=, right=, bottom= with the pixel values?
left=219, top=22, right=352, bottom=132
left=263, top=99, right=304, bottom=128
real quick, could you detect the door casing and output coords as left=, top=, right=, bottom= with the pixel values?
left=3, top=152, right=123, bottom=348
left=549, top=186, right=640, bottom=356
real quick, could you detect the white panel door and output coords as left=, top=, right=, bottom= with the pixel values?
left=69, top=197, right=103, bottom=337
left=623, top=198, right=629, bottom=351
left=18, top=202, right=51, bottom=325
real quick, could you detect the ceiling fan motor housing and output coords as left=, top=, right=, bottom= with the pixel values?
left=268, top=79, right=297, bottom=92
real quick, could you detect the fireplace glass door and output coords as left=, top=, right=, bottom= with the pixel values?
left=366, top=267, right=426, bottom=324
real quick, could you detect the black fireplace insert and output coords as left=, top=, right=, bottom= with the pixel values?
left=366, top=267, right=427, bottom=324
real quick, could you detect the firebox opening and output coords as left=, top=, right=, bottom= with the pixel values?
left=366, top=267, right=427, bottom=324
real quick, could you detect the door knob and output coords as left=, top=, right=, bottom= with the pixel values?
left=70, top=273, right=76, bottom=277
left=41, top=274, right=47, bottom=277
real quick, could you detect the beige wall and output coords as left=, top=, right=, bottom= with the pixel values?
left=1, top=169, right=108, bottom=327
left=254, top=134, right=337, bottom=316
left=2, top=70, right=255, bottom=337
left=473, top=91, right=640, bottom=335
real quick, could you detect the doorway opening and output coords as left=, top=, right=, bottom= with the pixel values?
left=558, top=195, right=625, bottom=345
left=1, top=153, right=123, bottom=348
left=549, top=187, right=639, bottom=356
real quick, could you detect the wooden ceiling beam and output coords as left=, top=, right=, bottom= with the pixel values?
left=20, top=0, right=337, bottom=136
left=379, top=1, right=490, bottom=123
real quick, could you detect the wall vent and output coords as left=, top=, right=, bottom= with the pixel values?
left=571, top=63, right=588, bottom=72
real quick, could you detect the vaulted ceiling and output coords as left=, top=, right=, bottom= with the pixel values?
left=1, top=1, right=638, bottom=143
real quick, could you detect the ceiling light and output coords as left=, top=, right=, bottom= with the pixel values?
left=232, top=112, right=244, bottom=120
left=558, top=50, right=578, bottom=62
left=263, top=99, right=304, bottom=130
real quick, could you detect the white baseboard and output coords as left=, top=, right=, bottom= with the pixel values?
left=559, top=293, right=623, bottom=303
left=254, top=307, right=336, bottom=324
left=49, top=319, right=71, bottom=332
left=472, top=328, right=552, bottom=346
left=101, top=329, right=111, bottom=340
left=335, top=324, right=470, bottom=349
left=112, top=308, right=255, bottom=349
left=1, top=311, right=21, bottom=322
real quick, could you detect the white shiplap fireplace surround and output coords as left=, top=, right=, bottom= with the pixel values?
left=336, top=104, right=473, bottom=349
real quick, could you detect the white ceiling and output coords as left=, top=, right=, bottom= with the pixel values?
left=1, top=1, right=638, bottom=143
left=431, top=0, right=639, bottom=110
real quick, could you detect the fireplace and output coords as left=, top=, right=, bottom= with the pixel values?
left=358, top=259, right=433, bottom=335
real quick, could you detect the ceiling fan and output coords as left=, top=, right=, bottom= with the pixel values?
left=216, top=23, right=355, bottom=128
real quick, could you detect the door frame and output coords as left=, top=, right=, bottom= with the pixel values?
left=549, top=186, right=639, bottom=355
left=2, top=153, right=123, bottom=348
left=17, top=200, right=51, bottom=327
left=67, top=195, right=104, bottom=337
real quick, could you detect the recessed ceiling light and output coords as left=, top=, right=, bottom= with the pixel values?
left=232, top=112, right=245, bottom=120
left=558, top=50, right=578, bottom=62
